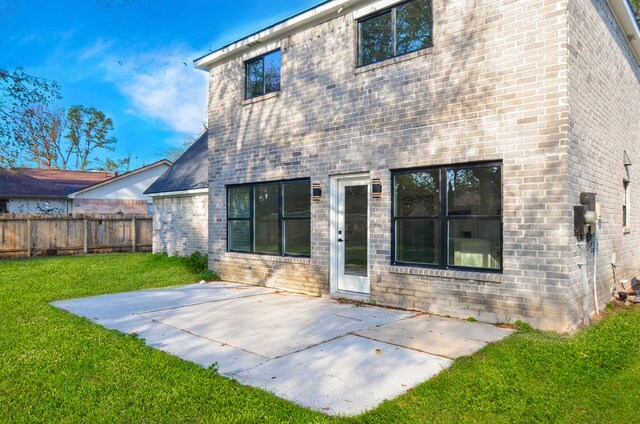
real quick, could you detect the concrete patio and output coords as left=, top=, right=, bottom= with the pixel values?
left=53, top=281, right=513, bottom=416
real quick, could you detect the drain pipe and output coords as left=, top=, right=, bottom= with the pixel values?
left=592, top=232, right=599, bottom=315
left=578, top=241, right=590, bottom=326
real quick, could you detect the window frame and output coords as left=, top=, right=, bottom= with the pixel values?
left=357, top=0, right=434, bottom=67
left=226, top=178, right=311, bottom=258
left=391, top=162, right=503, bottom=273
left=0, top=199, right=7, bottom=214
left=244, top=49, right=282, bottom=100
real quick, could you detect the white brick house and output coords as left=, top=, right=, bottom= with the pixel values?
left=193, top=0, right=640, bottom=331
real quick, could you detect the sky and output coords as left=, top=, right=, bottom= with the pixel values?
left=0, top=0, right=319, bottom=169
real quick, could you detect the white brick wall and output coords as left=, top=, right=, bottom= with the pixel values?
left=153, top=194, right=208, bottom=256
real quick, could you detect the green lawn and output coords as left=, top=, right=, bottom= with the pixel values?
left=0, top=253, right=639, bottom=423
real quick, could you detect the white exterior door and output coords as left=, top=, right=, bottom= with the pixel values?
left=334, top=176, right=370, bottom=294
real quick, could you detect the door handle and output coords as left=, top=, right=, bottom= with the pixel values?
left=338, top=238, right=343, bottom=243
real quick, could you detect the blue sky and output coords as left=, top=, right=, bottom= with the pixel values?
left=0, top=0, right=318, bottom=169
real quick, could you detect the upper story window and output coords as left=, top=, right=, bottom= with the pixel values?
left=358, top=0, right=433, bottom=67
left=245, top=50, right=281, bottom=100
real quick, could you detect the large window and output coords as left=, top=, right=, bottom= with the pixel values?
left=227, top=180, right=310, bottom=256
left=358, top=0, right=433, bottom=67
left=393, top=163, right=502, bottom=271
left=245, top=50, right=281, bottom=100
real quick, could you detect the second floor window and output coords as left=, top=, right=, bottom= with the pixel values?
left=358, top=0, right=433, bottom=67
left=245, top=50, right=281, bottom=100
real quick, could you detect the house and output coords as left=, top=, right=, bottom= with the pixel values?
left=192, top=0, right=640, bottom=331
left=68, top=160, right=171, bottom=214
left=144, top=133, right=209, bottom=256
left=0, top=160, right=171, bottom=214
left=0, top=168, right=114, bottom=213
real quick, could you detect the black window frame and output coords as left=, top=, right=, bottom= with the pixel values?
left=391, top=162, right=503, bottom=273
left=357, top=0, right=434, bottom=67
left=227, top=179, right=311, bottom=258
left=0, top=199, right=7, bottom=214
left=244, top=49, right=282, bottom=100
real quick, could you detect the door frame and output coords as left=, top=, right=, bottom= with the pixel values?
left=329, top=173, right=371, bottom=295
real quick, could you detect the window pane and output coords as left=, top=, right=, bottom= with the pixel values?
left=344, top=185, right=368, bottom=277
left=396, top=0, right=433, bottom=55
left=447, top=166, right=501, bottom=216
left=395, top=219, right=439, bottom=265
left=394, top=171, right=440, bottom=217
left=448, top=219, right=501, bottom=269
left=246, top=58, right=264, bottom=99
left=229, top=220, right=250, bottom=252
left=284, top=219, right=310, bottom=256
left=283, top=182, right=310, bottom=218
left=359, top=11, right=393, bottom=66
left=263, top=50, right=281, bottom=94
left=254, top=184, right=279, bottom=254
left=228, top=187, right=250, bottom=218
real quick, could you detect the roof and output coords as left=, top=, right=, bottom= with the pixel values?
left=144, top=133, right=209, bottom=196
left=0, top=168, right=69, bottom=197
left=18, top=168, right=116, bottom=194
left=68, top=159, right=172, bottom=198
left=194, top=0, right=640, bottom=70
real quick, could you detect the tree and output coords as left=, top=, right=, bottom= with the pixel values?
left=632, top=0, right=640, bottom=23
left=65, top=105, right=117, bottom=171
left=0, top=67, right=60, bottom=168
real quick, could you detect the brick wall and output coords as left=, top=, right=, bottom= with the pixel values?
left=207, top=0, right=578, bottom=330
left=73, top=198, right=148, bottom=214
left=153, top=194, right=209, bottom=256
left=567, top=0, right=640, bottom=329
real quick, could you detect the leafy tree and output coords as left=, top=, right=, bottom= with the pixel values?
left=0, top=67, right=61, bottom=168
left=631, top=0, right=640, bottom=23
left=65, top=105, right=117, bottom=171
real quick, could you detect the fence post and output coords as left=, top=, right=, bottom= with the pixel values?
left=131, top=218, right=136, bottom=253
left=26, top=218, right=32, bottom=257
left=83, top=218, right=88, bottom=254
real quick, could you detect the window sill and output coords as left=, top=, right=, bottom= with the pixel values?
left=224, top=252, right=310, bottom=264
left=387, top=265, right=503, bottom=284
left=242, top=91, right=280, bottom=106
left=355, top=47, right=433, bottom=75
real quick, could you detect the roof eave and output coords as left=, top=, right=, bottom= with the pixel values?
left=194, top=0, right=364, bottom=71
left=147, top=188, right=209, bottom=198
left=607, top=0, right=640, bottom=65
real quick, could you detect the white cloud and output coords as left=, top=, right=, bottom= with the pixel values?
left=100, top=47, right=208, bottom=138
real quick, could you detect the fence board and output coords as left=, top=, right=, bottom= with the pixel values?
left=0, top=214, right=152, bottom=258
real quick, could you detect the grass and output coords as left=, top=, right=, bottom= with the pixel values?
left=0, top=253, right=639, bottom=423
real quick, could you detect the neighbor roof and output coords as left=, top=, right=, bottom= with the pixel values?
left=68, top=159, right=172, bottom=198
left=18, top=168, right=116, bottom=194
left=144, top=133, right=209, bottom=195
left=0, top=169, right=68, bottom=197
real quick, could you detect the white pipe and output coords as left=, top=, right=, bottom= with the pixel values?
left=593, top=233, right=599, bottom=315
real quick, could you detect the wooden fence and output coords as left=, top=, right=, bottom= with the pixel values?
left=0, top=214, right=153, bottom=259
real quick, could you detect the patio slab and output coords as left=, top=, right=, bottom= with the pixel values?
left=52, top=281, right=513, bottom=416
left=356, top=314, right=514, bottom=359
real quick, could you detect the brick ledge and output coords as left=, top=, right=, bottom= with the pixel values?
left=387, top=265, right=503, bottom=284
left=223, top=252, right=311, bottom=264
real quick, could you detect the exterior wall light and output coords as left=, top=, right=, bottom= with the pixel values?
left=372, top=178, right=382, bottom=199
left=312, top=183, right=322, bottom=201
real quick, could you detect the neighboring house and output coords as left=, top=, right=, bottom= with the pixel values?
left=0, top=168, right=114, bottom=213
left=68, top=160, right=171, bottom=214
left=0, top=160, right=171, bottom=214
left=144, top=133, right=209, bottom=256
left=193, top=0, right=640, bottom=331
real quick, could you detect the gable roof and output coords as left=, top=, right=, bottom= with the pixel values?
left=68, top=159, right=172, bottom=198
left=144, top=133, right=209, bottom=196
left=0, top=168, right=69, bottom=197
left=17, top=168, right=116, bottom=194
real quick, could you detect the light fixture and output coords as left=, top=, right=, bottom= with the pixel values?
left=313, top=183, right=322, bottom=201
left=372, top=179, right=382, bottom=199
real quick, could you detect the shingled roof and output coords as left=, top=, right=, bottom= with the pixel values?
left=145, top=132, right=208, bottom=195
left=18, top=168, right=115, bottom=194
